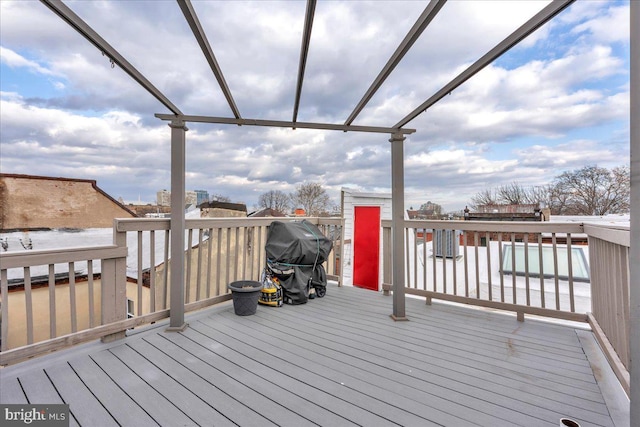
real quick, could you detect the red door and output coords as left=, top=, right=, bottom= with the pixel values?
left=353, top=206, right=380, bottom=291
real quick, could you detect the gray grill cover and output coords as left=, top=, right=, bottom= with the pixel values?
left=265, top=220, right=333, bottom=304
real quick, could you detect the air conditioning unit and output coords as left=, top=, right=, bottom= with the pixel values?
left=434, top=229, right=459, bottom=258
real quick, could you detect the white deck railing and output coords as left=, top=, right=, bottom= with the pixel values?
left=584, top=223, right=631, bottom=394
left=0, top=217, right=629, bottom=394
left=0, top=217, right=342, bottom=365
left=381, top=219, right=630, bottom=395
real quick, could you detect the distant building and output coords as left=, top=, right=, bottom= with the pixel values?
left=200, top=201, right=247, bottom=218
left=0, top=173, right=136, bottom=231
left=157, top=189, right=171, bottom=206
left=249, top=208, right=287, bottom=218
left=464, top=204, right=549, bottom=222
left=185, top=191, right=197, bottom=207
left=195, top=190, right=209, bottom=207
left=127, top=204, right=171, bottom=218
left=157, top=189, right=205, bottom=208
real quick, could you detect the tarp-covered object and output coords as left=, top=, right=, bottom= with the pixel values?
left=265, top=220, right=333, bottom=304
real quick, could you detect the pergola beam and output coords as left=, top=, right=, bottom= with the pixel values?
left=394, top=0, right=574, bottom=128
left=292, top=0, right=317, bottom=124
left=155, top=113, right=416, bottom=135
left=345, top=0, right=446, bottom=126
left=177, top=0, right=241, bottom=119
left=40, top=0, right=182, bottom=115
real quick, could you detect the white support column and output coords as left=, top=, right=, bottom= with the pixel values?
left=389, top=131, right=407, bottom=321
left=629, top=0, right=639, bottom=423
left=167, top=120, right=188, bottom=332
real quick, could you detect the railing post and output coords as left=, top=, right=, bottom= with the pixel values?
left=629, top=0, right=639, bottom=422
left=389, top=131, right=407, bottom=321
left=167, top=119, right=189, bottom=332
left=101, top=220, right=128, bottom=343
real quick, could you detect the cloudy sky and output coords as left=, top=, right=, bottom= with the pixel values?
left=0, top=0, right=630, bottom=212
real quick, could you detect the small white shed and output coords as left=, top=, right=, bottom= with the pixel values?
left=341, top=188, right=392, bottom=290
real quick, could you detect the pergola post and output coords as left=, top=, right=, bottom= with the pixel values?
left=390, top=131, right=407, bottom=321
left=629, top=0, right=639, bottom=423
left=166, top=119, right=188, bottom=332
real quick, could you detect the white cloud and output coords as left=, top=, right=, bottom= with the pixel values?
left=0, top=0, right=630, bottom=211
left=0, top=46, right=57, bottom=76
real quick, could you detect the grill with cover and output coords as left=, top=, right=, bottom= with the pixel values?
left=262, top=220, right=333, bottom=305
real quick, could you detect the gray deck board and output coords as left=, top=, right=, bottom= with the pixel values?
left=216, top=306, right=608, bottom=425
left=0, top=376, right=27, bottom=404
left=0, top=284, right=625, bottom=427
left=45, top=362, right=118, bottom=427
left=17, top=369, right=80, bottom=427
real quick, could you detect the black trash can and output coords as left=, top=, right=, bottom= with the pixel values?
left=228, top=280, right=263, bottom=316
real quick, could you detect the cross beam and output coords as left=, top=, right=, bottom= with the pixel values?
left=292, top=0, right=317, bottom=124
left=155, top=114, right=416, bottom=135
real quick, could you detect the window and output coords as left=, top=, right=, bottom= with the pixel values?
left=502, top=244, right=589, bottom=282
left=127, top=298, right=135, bottom=318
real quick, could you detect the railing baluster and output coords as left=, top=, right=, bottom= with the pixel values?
left=485, top=232, right=491, bottom=301
left=498, top=233, right=504, bottom=302
left=538, top=233, right=545, bottom=308
left=567, top=233, right=574, bottom=312
left=137, top=231, right=143, bottom=316
left=24, top=267, right=34, bottom=345
left=217, top=228, right=223, bottom=295
left=149, top=231, right=156, bottom=313
left=510, top=233, right=516, bottom=304
left=1, top=268, right=9, bottom=351
left=524, top=234, right=530, bottom=306
left=225, top=228, right=231, bottom=291
left=463, top=231, right=469, bottom=297
left=87, top=260, right=95, bottom=327
left=442, top=229, right=447, bottom=294
left=196, top=228, right=204, bottom=301
left=233, top=228, right=239, bottom=283
left=452, top=230, right=457, bottom=295
left=474, top=232, right=480, bottom=299
left=422, top=230, right=427, bottom=292
left=69, top=261, right=77, bottom=333
left=552, top=233, right=560, bottom=310
left=412, top=229, right=417, bottom=289
left=206, top=228, right=213, bottom=298
left=48, top=264, right=56, bottom=338
left=432, top=229, right=437, bottom=292
left=186, top=228, right=193, bottom=303
left=405, top=228, right=412, bottom=289
left=163, top=229, right=170, bottom=310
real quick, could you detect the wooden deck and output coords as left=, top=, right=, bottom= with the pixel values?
left=0, top=284, right=628, bottom=427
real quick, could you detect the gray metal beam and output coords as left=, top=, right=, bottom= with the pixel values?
left=177, top=0, right=241, bottom=119
left=292, top=0, right=317, bottom=124
left=389, top=132, right=407, bottom=321
left=345, top=0, right=446, bottom=126
left=629, top=0, right=639, bottom=424
left=394, top=0, right=574, bottom=128
left=40, top=0, right=182, bottom=115
left=166, top=120, right=188, bottom=332
left=155, top=113, right=416, bottom=135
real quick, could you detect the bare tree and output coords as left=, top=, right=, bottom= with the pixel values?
left=470, top=188, right=498, bottom=210
left=290, top=182, right=332, bottom=216
left=551, top=165, right=630, bottom=215
left=257, top=190, right=291, bottom=212
left=497, top=182, right=529, bottom=205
